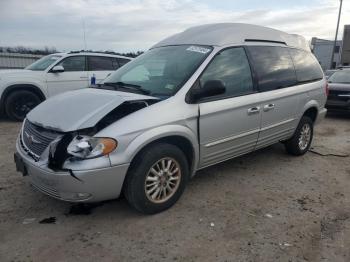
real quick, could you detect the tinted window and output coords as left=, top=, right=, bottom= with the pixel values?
left=289, top=49, right=323, bottom=83
left=88, top=56, right=115, bottom=71
left=118, top=58, right=130, bottom=67
left=57, top=56, right=85, bottom=72
left=247, top=46, right=297, bottom=92
left=111, top=58, right=119, bottom=70
left=200, top=47, right=254, bottom=97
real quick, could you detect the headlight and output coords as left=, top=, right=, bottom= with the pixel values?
left=67, top=136, right=117, bottom=159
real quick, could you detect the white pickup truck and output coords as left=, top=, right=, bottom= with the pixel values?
left=0, top=51, right=132, bottom=120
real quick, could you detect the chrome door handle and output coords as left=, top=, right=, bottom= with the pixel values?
left=247, top=106, right=260, bottom=115
left=80, top=76, right=88, bottom=79
left=263, top=103, right=275, bottom=111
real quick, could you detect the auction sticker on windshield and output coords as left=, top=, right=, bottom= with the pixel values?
left=186, top=46, right=211, bottom=54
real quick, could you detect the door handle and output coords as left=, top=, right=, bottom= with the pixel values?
left=80, top=76, right=88, bottom=79
left=247, top=106, right=260, bottom=115
left=263, top=103, right=275, bottom=111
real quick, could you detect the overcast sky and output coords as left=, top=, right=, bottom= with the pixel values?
left=0, top=0, right=349, bottom=52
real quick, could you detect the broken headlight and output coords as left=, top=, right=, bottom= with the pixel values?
left=67, top=136, right=117, bottom=159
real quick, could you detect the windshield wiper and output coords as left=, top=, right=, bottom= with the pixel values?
left=103, top=82, right=151, bottom=95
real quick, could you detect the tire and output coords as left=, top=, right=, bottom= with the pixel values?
left=284, top=116, right=313, bottom=156
left=5, top=90, right=41, bottom=121
left=124, top=143, right=189, bottom=214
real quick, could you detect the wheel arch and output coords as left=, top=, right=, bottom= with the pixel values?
left=120, top=125, right=199, bottom=178
left=1, top=84, right=46, bottom=107
left=302, top=106, right=318, bottom=123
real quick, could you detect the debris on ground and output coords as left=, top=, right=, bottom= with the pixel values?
left=39, top=217, right=56, bottom=224
left=279, top=242, right=292, bottom=247
left=22, top=218, right=36, bottom=225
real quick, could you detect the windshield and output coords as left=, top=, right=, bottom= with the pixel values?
left=328, top=70, right=350, bottom=84
left=102, top=45, right=212, bottom=97
left=26, top=54, right=62, bottom=71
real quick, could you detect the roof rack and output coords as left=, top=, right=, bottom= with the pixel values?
left=68, top=50, right=129, bottom=56
left=244, top=39, right=287, bottom=45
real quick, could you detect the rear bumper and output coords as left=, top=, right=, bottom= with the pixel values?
left=326, top=99, right=350, bottom=111
left=15, top=137, right=130, bottom=203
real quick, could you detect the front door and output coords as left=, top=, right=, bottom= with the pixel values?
left=198, top=47, right=261, bottom=167
left=46, top=55, right=88, bottom=97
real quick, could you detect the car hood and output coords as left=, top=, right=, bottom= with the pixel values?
left=0, top=69, right=43, bottom=78
left=27, top=88, right=158, bottom=132
left=328, top=83, right=350, bottom=91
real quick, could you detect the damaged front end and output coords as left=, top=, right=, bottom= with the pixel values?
left=46, top=100, right=156, bottom=171
left=16, top=88, right=160, bottom=202
left=21, top=89, right=158, bottom=171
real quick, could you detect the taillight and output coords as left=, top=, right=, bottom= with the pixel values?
left=325, top=82, right=329, bottom=96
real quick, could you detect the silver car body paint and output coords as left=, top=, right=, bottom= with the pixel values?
left=27, top=88, right=157, bottom=132
left=15, top=23, right=327, bottom=203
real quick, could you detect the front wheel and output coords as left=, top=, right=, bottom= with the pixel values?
left=124, top=143, right=189, bottom=214
left=284, top=116, right=314, bottom=156
left=5, top=90, right=41, bottom=121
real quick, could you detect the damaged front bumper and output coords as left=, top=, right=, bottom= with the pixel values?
left=15, top=136, right=130, bottom=203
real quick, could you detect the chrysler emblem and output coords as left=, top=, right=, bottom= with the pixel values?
left=24, top=131, right=42, bottom=145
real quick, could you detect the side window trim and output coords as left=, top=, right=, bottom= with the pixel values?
left=186, top=46, right=257, bottom=104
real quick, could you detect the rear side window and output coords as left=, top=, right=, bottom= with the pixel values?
left=247, top=46, right=297, bottom=92
left=88, top=56, right=116, bottom=71
left=199, top=47, right=254, bottom=98
left=289, top=49, right=323, bottom=83
left=118, top=58, right=131, bottom=67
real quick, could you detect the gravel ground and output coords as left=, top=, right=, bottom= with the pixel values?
left=0, top=113, right=349, bottom=262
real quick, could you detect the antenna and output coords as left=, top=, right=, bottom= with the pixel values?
left=82, top=19, right=87, bottom=50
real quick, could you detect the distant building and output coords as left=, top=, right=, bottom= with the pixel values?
left=311, top=24, right=350, bottom=70
left=311, top=37, right=342, bottom=70
left=341, top=25, right=350, bottom=66
left=0, top=53, right=43, bottom=69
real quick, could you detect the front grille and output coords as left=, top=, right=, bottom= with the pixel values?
left=21, top=120, right=62, bottom=158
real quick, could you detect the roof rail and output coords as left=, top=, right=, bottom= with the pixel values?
left=67, top=50, right=130, bottom=56
left=244, top=39, right=287, bottom=45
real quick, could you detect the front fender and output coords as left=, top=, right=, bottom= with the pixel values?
left=108, top=125, right=199, bottom=175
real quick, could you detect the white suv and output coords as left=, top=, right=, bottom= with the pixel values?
left=0, top=52, right=132, bottom=121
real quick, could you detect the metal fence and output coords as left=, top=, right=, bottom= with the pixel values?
left=0, top=53, right=43, bottom=69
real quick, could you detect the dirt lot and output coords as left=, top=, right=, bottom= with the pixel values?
left=0, top=113, right=349, bottom=262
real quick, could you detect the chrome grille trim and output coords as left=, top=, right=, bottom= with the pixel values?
left=20, top=120, right=62, bottom=159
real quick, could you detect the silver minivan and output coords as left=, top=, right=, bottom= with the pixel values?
left=14, top=23, right=327, bottom=214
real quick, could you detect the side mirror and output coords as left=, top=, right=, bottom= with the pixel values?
left=189, top=80, right=226, bottom=103
left=51, top=65, right=64, bottom=73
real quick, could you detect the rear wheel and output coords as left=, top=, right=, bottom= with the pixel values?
left=5, top=90, right=41, bottom=121
left=124, top=143, right=189, bottom=214
left=285, top=116, right=313, bottom=156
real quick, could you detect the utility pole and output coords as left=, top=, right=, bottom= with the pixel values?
left=83, top=19, right=87, bottom=51
left=330, top=0, right=343, bottom=69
